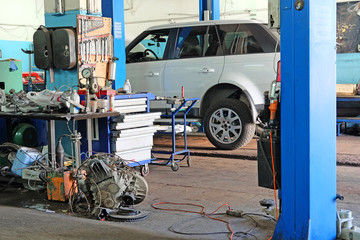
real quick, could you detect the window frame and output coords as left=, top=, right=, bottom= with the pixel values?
left=168, top=23, right=223, bottom=60
left=125, top=28, right=177, bottom=63
left=216, top=23, right=279, bottom=56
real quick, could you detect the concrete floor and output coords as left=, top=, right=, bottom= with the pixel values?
left=0, top=134, right=359, bottom=240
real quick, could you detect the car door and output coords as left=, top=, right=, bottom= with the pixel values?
left=126, top=29, right=172, bottom=110
left=163, top=25, right=225, bottom=114
left=219, top=23, right=280, bottom=106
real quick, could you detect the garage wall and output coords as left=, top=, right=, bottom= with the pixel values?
left=0, top=0, right=44, bottom=71
left=124, top=0, right=269, bottom=43
left=0, top=0, right=44, bottom=42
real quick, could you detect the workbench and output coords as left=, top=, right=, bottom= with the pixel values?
left=0, top=111, right=119, bottom=168
left=337, top=95, right=360, bottom=135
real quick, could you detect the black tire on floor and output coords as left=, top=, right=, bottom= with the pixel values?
left=204, top=98, right=255, bottom=150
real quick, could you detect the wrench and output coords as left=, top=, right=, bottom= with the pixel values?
left=87, top=40, right=90, bottom=63
left=89, top=39, right=93, bottom=62
left=84, top=18, right=87, bottom=37
left=104, top=37, right=108, bottom=62
left=101, top=37, right=105, bottom=62
left=94, top=39, right=98, bottom=62
left=80, top=41, right=85, bottom=63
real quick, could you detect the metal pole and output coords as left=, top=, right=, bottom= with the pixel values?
left=47, top=120, right=56, bottom=169
left=28, top=52, right=32, bottom=92
left=71, top=130, right=82, bottom=169
left=86, top=119, right=93, bottom=156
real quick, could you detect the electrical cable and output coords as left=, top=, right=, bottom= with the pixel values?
left=269, top=131, right=278, bottom=220
left=66, top=120, right=73, bottom=134
left=152, top=202, right=235, bottom=239
left=152, top=202, right=277, bottom=240
left=168, top=213, right=257, bottom=239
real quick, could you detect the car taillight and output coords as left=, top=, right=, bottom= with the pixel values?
left=276, top=60, right=281, bottom=82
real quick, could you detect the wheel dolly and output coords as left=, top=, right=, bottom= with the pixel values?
left=151, top=97, right=199, bottom=171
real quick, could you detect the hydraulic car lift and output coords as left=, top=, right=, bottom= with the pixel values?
left=271, top=0, right=337, bottom=239
left=201, top=0, right=337, bottom=239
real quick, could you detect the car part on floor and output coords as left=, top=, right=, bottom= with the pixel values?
left=204, top=98, right=255, bottom=150
left=99, top=207, right=149, bottom=222
left=84, top=159, right=148, bottom=209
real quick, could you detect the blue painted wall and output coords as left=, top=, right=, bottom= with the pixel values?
left=0, top=40, right=32, bottom=72
left=45, top=10, right=100, bottom=28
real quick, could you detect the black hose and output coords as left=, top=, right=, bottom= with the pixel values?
left=0, top=177, right=15, bottom=192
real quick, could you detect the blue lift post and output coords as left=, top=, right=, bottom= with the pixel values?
left=273, top=0, right=337, bottom=239
left=199, top=0, right=220, bottom=21
left=102, top=0, right=126, bottom=90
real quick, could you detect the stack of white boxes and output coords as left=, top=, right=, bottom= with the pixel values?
left=110, top=97, right=160, bottom=164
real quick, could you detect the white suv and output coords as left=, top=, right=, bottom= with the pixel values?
left=126, top=20, right=280, bottom=150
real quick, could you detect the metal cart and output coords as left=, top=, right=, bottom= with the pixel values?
left=151, top=97, right=199, bottom=171
left=336, top=95, right=360, bottom=135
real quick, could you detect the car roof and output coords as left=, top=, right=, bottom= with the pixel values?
left=146, top=20, right=264, bottom=31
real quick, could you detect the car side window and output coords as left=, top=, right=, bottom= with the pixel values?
left=126, top=29, right=170, bottom=63
left=174, top=26, right=222, bottom=59
left=218, top=24, right=265, bottom=55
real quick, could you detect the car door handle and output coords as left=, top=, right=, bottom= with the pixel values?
left=146, top=72, right=160, bottom=77
left=201, top=68, right=215, bottom=73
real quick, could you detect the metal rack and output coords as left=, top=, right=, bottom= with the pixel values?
left=110, top=93, right=159, bottom=167
left=151, top=97, right=199, bottom=171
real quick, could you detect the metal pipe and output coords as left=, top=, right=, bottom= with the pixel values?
left=71, top=130, right=82, bottom=169
left=54, top=0, right=65, bottom=14
left=203, top=10, right=210, bottom=21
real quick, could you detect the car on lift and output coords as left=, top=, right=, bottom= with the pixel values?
left=125, top=20, right=280, bottom=150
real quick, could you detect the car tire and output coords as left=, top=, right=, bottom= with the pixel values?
left=204, top=98, right=255, bottom=150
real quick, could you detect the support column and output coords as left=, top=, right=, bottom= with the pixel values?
left=199, top=0, right=220, bottom=21
left=102, top=0, right=126, bottom=89
left=273, top=0, right=337, bottom=239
